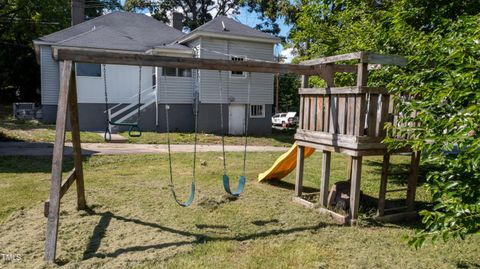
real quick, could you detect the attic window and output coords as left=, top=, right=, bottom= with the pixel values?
left=230, top=56, right=246, bottom=77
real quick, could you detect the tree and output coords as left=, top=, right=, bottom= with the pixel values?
left=0, top=0, right=122, bottom=103
left=124, top=0, right=241, bottom=30
left=281, top=0, right=480, bottom=246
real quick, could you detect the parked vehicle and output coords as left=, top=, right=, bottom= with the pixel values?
left=272, top=112, right=298, bottom=127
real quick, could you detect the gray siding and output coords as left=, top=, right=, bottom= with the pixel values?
left=40, top=46, right=60, bottom=105
left=198, top=37, right=274, bottom=105
left=158, top=74, right=195, bottom=104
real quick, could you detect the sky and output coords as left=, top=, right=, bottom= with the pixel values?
left=117, top=1, right=294, bottom=62
left=233, top=6, right=294, bottom=62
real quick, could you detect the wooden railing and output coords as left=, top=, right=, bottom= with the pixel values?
left=297, top=86, right=392, bottom=149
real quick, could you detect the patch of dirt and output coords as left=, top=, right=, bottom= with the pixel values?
left=197, top=195, right=238, bottom=210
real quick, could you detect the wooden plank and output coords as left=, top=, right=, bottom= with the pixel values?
left=295, top=129, right=384, bottom=143
left=406, top=151, right=421, bottom=210
left=292, top=196, right=348, bottom=225
left=303, top=97, right=310, bottom=130
left=346, top=95, right=355, bottom=135
left=299, top=86, right=387, bottom=95
left=363, top=53, right=407, bottom=67
left=302, top=52, right=406, bottom=67
left=367, top=94, right=379, bottom=137
left=354, top=94, right=367, bottom=136
left=301, top=52, right=363, bottom=65
left=60, top=169, right=77, bottom=198
left=377, top=154, right=390, bottom=217
left=333, top=64, right=357, bottom=73
left=376, top=94, right=390, bottom=137
left=329, top=95, right=338, bottom=133
left=295, top=146, right=305, bottom=197
left=316, top=96, right=324, bottom=131
left=67, top=68, right=86, bottom=210
left=299, top=96, right=304, bottom=129
left=294, top=130, right=386, bottom=150
left=323, top=95, right=330, bottom=132
left=320, top=151, right=331, bottom=207
left=357, top=63, right=368, bottom=87
left=45, top=60, right=72, bottom=262
left=349, top=156, right=363, bottom=222
left=347, top=156, right=353, bottom=181
left=338, top=95, right=347, bottom=134
left=309, top=96, right=316, bottom=131
left=55, top=48, right=322, bottom=76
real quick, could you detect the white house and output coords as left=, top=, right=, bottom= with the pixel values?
left=33, top=11, right=280, bottom=135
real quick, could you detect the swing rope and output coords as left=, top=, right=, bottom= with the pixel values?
left=164, top=71, right=196, bottom=207
left=218, top=71, right=250, bottom=197
left=103, top=64, right=143, bottom=141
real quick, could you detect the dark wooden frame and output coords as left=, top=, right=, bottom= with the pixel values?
left=44, top=48, right=415, bottom=262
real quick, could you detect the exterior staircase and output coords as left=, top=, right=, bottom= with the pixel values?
left=106, top=85, right=158, bottom=133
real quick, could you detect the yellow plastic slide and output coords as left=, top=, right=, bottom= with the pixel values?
left=258, top=142, right=315, bottom=182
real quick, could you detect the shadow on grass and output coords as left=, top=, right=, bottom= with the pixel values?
left=363, top=157, right=433, bottom=186
left=261, top=180, right=319, bottom=194
left=82, top=207, right=326, bottom=260
left=0, top=155, right=94, bottom=173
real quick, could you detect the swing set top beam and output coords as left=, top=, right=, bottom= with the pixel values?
left=54, top=48, right=324, bottom=75
left=52, top=48, right=405, bottom=77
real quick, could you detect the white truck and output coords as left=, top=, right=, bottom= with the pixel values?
left=272, top=112, right=298, bottom=127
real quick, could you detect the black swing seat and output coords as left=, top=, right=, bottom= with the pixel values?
left=104, top=121, right=142, bottom=141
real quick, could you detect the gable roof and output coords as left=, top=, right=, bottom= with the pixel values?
left=177, top=15, right=281, bottom=44
left=35, top=12, right=187, bottom=52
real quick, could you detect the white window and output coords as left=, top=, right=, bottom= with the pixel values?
left=230, top=56, right=246, bottom=78
left=250, top=105, right=265, bottom=118
left=162, top=67, right=192, bottom=77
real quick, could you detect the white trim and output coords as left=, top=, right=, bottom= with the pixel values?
left=229, top=55, right=247, bottom=78
left=250, top=104, right=265, bottom=118
left=178, top=31, right=280, bottom=45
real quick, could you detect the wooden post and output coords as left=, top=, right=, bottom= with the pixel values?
left=377, top=154, right=390, bottom=216
left=347, top=156, right=353, bottom=181
left=295, top=145, right=305, bottom=197
left=406, top=151, right=421, bottom=210
left=320, top=151, right=331, bottom=207
left=45, top=61, right=73, bottom=262
left=349, top=156, right=362, bottom=224
left=357, top=63, right=368, bottom=87
left=67, top=67, right=86, bottom=210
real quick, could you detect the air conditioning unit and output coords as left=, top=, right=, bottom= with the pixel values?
left=13, top=103, right=41, bottom=120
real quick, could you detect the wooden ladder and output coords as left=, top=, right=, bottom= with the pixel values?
left=377, top=152, right=421, bottom=217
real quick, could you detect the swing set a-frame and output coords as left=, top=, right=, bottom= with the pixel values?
left=44, top=47, right=416, bottom=263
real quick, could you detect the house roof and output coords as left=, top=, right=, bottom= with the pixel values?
left=34, top=12, right=279, bottom=55
left=177, top=15, right=281, bottom=44
left=35, top=12, right=187, bottom=52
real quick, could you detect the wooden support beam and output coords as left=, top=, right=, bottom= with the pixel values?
left=60, top=169, right=77, bottom=198
left=301, top=51, right=407, bottom=67
left=299, top=86, right=388, bottom=95
left=406, top=151, right=421, bottom=211
left=67, top=67, right=86, bottom=210
left=377, top=154, right=390, bottom=217
left=54, top=48, right=325, bottom=76
left=45, top=60, right=73, bottom=262
left=320, top=151, right=331, bottom=207
left=295, top=145, right=305, bottom=197
left=44, top=169, right=78, bottom=217
left=349, top=156, right=362, bottom=223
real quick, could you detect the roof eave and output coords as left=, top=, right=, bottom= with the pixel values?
left=50, top=45, right=147, bottom=60
left=178, top=32, right=280, bottom=44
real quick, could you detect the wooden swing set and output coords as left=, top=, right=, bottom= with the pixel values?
left=44, top=48, right=416, bottom=262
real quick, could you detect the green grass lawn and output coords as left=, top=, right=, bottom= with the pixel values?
left=0, top=152, right=478, bottom=268
left=0, top=105, right=293, bottom=146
